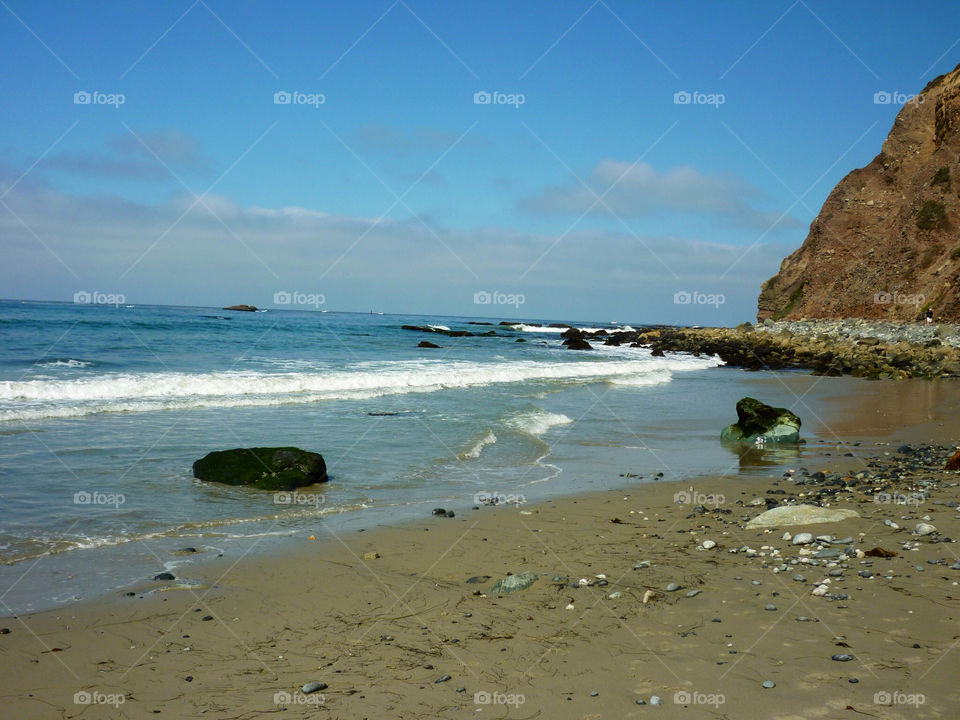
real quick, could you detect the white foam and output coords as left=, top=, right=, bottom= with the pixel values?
left=0, top=354, right=721, bottom=422
left=36, top=359, right=92, bottom=369
left=506, top=409, right=574, bottom=436
left=458, top=430, right=497, bottom=460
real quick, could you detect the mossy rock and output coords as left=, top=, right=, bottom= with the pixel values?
left=721, top=397, right=801, bottom=444
left=192, top=447, right=327, bottom=491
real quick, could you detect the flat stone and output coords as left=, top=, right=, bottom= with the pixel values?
left=301, top=681, right=327, bottom=694
left=747, top=504, right=860, bottom=529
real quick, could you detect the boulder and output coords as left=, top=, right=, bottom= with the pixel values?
left=564, top=337, right=593, bottom=350
left=721, top=397, right=801, bottom=444
left=746, top=504, right=860, bottom=529
left=418, top=341, right=440, bottom=348
left=193, top=447, right=327, bottom=491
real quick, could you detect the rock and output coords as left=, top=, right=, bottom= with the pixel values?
left=649, top=696, right=663, bottom=705
left=490, top=571, right=538, bottom=594
left=418, top=341, right=440, bottom=348
left=746, top=504, right=860, bottom=529
left=223, top=304, right=258, bottom=311
left=764, top=604, right=777, bottom=611
left=565, top=338, right=593, bottom=351
left=792, top=532, right=815, bottom=545
left=701, top=540, right=717, bottom=549
left=832, top=654, right=854, bottom=662
left=915, top=522, right=937, bottom=536
left=432, top=508, right=447, bottom=515
left=721, top=397, right=801, bottom=444
left=685, top=589, right=701, bottom=598
left=946, top=451, right=960, bottom=471
left=762, top=680, right=776, bottom=689
left=665, top=582, right=681, bottom=592
left=301, top=681, right=327, bottom=694
left=192, top=447, right=327, bottom=491
left=153, top=572, right=175, bottom=581
left=641, top=590, right=656, bottom=604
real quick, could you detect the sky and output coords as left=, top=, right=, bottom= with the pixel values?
left=2, top=0, right=960, bottom=325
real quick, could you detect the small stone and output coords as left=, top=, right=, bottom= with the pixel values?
left=792, top=533, right=814, bottom=545
left=649, top=695, right=663, bottom=705
left=435, top=674, right=451, bottom=683
left=762, top=680, right=775, bottom=689
left=666, top=582, right=681, bottom=592
left=153, top=572, right=175, bottom=581
left=832, top=654, right=854, bottom=662
left=685, top=589, right=701, bottom=598
left=701, top=540, right=717, bottom=549
left=764, top=604, right=777, bottom=611
left=793, top=574, right=806, bottom=582
left=302, top=681, right=327, bottom=694
left=608, top=591, right=622, bottom=600
left=432, top=508, right=446, bottom=516
left=915, top=523, right=937, bottom=536
left=590, top=691, right=599, bottom=697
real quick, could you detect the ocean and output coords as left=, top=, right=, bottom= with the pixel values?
left=0, top=300, right=850, bottom=613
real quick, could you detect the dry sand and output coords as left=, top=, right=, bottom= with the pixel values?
left=3, top=381, right=960, bottom=719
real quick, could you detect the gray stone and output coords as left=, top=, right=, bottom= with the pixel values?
left=301, top=681, right=327, bottom=694
left=748, top=505, right=860, bottom=529
left=490, top=571, right=538, bottom=594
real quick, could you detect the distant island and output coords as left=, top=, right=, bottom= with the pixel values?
left=223, top=304, right=258, bottom=312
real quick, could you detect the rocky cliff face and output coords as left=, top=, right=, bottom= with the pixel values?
left=758, top=63, right=960, bottom=322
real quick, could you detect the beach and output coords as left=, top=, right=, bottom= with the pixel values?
left=4, top=379, right=959, bottom=719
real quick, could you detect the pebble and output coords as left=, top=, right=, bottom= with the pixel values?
left=701, top=540, right=717, bottom=549
left=792, top=533, right=814, bottom=545
left=153, top=572, right=175, bottom=581
left=649, top=695, right=663, bottom=705
left=762, top=680, right=776, bottom=689
left=832, top=654, right=855, bottom=662
left=685, top=589, right=701, bottom=598
left=764, top=604, right=777, bottom=611
left=666, top=582, right=681, bottom=592
left=608, top=591, right=622, bottom=600
left=793, top=574, right=806, bottom=582
left=634, top=561, right=651, bottom=569
left=302, top=681, right=328, bottom=694
left=915, top=523, right=937, bottom=536
left=590, top=691, right=599, bottom=697
left=435, top=674, right=452, bottom=683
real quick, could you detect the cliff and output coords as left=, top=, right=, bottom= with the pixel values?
left=758, top=63, right=960, bottom=321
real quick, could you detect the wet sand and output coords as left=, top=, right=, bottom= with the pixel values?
left=3, top=380, right=960, bottom=719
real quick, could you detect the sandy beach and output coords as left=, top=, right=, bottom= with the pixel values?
left=2, top=380, right=958, bottom=719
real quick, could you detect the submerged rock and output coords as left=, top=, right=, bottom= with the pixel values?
left=746, top=504, right=859, bottom=528
left=721, top=397, right=801, bottom=444
left=192, top=447, right=327, bottom=491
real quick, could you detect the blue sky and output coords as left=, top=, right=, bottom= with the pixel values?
left=2, top=1, right=959, bottom=324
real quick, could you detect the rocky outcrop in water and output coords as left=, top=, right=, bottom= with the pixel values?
left=192, top=447, right=327, bottom=491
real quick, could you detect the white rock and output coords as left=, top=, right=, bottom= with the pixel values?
left=642, top=590, right=656, bottom=604
left=792, top=533, right=815, bottom=545
left=811, top=584, right=829, bottom=596
left=747, top=504, right=860, bottom=528
left=701, top=540, right=717, bottom=550
left=915, top=523, right=937, bottom=536
left=782, top=532, right=792, bottom=541
left=608, top=591, right=622, bottom=600
left=565, top=603, right=575, bottom=610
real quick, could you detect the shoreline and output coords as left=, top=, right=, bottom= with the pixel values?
left=3, top=378, right=960, bottom=718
